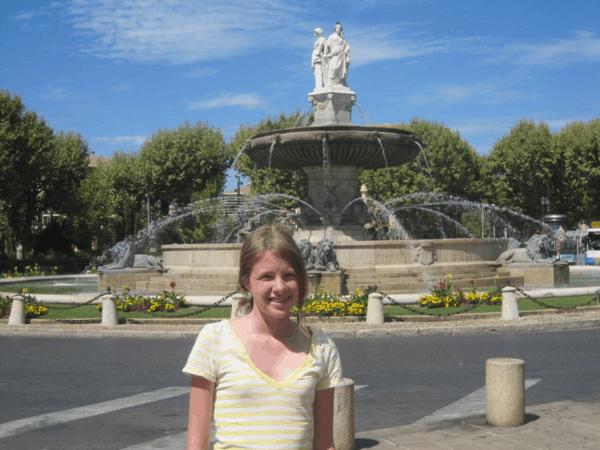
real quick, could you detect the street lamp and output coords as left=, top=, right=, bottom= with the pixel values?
left=141, top=195, right=161, bottom=226
left=541, top=197, right=550, bottom=222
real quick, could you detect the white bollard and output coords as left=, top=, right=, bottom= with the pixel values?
left=501, top=286, right=520, bottom=320
left=101, top=294, right=119, bottom=327
left=230, top=293, right=251, bottom=318
left=486, top=358, right=525, bottom=427
left=333, top=378, right=355, bottom=450
left=8, top=295, right=26, bottom=325
left=366, top=292, right=384, bottom=324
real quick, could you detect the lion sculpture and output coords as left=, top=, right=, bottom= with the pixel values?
left=314, top=238, right=341, bottom=272
left=297, top=238, right=316, bottom=271
left=494, top=234, right=553, bottom=264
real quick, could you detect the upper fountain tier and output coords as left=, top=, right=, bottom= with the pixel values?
left=245, top=125, right=423, bottom=171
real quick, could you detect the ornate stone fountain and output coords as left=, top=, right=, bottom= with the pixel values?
left=244, top=23, right=424, bottom=242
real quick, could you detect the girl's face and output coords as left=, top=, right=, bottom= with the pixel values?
left=245, top=250, right=300, bottom=321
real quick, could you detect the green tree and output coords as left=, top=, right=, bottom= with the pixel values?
left=229, top=110, right=311, bottom=209
left=360, top=118, right=482, bottom=202
left=480, top=119, right=557, bottom=222
left=0, top=90, right=56, bottom=254
left=553, top=119, right=600, bottom=226
left=139, top=121, right=230, bottom=208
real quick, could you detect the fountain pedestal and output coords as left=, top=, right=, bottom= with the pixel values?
left=308, top=89, right=356, bottom=126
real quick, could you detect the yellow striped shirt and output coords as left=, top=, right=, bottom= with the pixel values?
left=183, top=320, right=343, bottom=449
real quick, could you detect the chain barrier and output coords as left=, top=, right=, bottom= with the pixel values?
left=509, top=283, right=600, bottom=311
left=126, top=291, right=237, bottom=322
left=10, top=291, right=110, bottom=310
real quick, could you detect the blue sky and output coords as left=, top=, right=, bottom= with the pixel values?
left=2, top=0, right=599, bottom=191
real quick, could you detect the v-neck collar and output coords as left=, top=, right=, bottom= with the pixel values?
left=226, top=320, right=314, bottom=389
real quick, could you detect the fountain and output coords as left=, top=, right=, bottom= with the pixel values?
left=98, top=23, right=567, bottom=295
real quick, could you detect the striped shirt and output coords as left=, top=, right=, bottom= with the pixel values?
left=183, top=319, right=343, bottom=450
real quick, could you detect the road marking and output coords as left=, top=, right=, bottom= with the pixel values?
left=0, top=387, right=189, bottom=439
left=123, top=385, right=368, bottom=449
left=416, top=379, right=541, bottom=424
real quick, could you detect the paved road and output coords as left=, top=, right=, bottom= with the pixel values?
left=1, top=328, right=599, bottom=449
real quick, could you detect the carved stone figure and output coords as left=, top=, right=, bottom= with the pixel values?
left=314, top=238, right=340, bottom=272
left=494, top=234, right=554, bottom=264
left=297, top=238, right=316, bottom=270
left=132, top=255, right=164, bottom=269
left=98, top=238, right=164, bottom=272
left=324, top=22, right=350, bottom=88
left=311, top=28, right=327, bottom=90
left=412, top=241, right=437, bottom=266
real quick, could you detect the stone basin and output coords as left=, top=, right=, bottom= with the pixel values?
left=245, top=125, right=423, bottom=170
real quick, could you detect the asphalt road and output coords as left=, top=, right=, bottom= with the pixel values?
left=1, top=328, right=599, bottom=449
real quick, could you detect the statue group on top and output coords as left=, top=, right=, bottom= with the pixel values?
left=312, top=22, right=351, bottom=91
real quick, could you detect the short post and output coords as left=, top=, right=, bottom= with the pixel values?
left=501, top=286, right=520, bottom=320
left=101, top=294, right=119, bottom=327
left=486, top=358, right=525, bottom=427
left=333, top=378, right=355, bottom=450
left=366, top=292, right=384, bottom=324
left=8, top=295, right=26, bottom=325
left=230, top=293, right=250, bottom=318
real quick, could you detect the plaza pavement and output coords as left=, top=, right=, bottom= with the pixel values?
left=1, top=272, right=600, bottom=449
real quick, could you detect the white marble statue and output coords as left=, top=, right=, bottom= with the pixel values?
left=324, top=22, right=350, bottom=88
left=311, top=28, right=327, bottom=90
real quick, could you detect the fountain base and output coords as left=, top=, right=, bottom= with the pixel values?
left=308, top=89, right=356, bottom=126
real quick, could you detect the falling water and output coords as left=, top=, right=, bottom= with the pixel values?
left=267, top=141, right=277, bottom=178
left=413, top=140, right=435, bottom=190
left=231, top=143, right=247, bottom=171
left=354, top=103, right=370, bottom=125
left=376, top=137, right=390, bottom=172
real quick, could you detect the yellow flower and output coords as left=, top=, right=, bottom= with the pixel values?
left=446, top=274, right=452, bottom=279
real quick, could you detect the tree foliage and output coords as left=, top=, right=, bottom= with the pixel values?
left=480, top=119, right=556, bottom=221
left=360, top=118, right=481, bottom=203
left=139, top=121, right=229, bottom=207
left=230, top=110, right=311, bottom=209
left=553, top=119, right=600, bottom=225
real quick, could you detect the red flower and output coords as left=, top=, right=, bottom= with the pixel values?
left=469, top=280, right=474, bottom=285
left=170, top=281, right=176, bottom=289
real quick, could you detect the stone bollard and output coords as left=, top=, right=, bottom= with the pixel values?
left=101, top=294, right=119, bottom=327
left=230, top=293, right=250, bottom=318
left=366, top=292, right=384, bottom=324
left=8, top=295, right=26, bottom=325
left=486, top=358, right=525, bottom=427
left=333, top=378, right=355, bottom=450
left=501, top=286, right=520, bottom=320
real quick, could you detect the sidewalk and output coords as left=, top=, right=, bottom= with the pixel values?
left=355, top=399, right=600, bottom=449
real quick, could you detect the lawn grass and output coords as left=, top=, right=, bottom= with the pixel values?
left=25, top=295, right=599, bottom=320
left=38, top=304, right=232, bottom=320
left=383, top=295, right=598, bottom=316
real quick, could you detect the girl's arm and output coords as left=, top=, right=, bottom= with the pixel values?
left=313, top=387, right=336, bottom=450
left=187, top=375, right=215, bottom=450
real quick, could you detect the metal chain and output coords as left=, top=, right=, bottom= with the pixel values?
left=126, top=291, right=237, bottom=321
left=10, top=292, right=110, bottom=310
left=511, top=285, right=599, bottom=311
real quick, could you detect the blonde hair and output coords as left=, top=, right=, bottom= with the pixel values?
left=238, top=223, right=309, bottom=334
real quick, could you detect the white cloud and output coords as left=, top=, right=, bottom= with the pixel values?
left=92, top=136, right=111, bottom=142
left=108, top=83, right=129, bottom=92
left=112, top=136, right=147, bottom=145
left=496, top=31, right=600, bottom=67
left=183, top=68, right=218, bottom=78
left=408, top=78, right=540, bottom=106
left=187, top=92, right=266, bottom=110
left=40, top=86, right=69, bottom=100
left=15, top=12, right=35, bottom=20
left=64, top=0, right=306, bottom=64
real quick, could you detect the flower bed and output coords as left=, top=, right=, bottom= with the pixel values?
left=0, top=290, right=48, bottom=318
left=418, top=274, right=502, bottom=308
left=96, top=283, right=187, bottom=313
left=291, top=287, right=371, bottom=317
